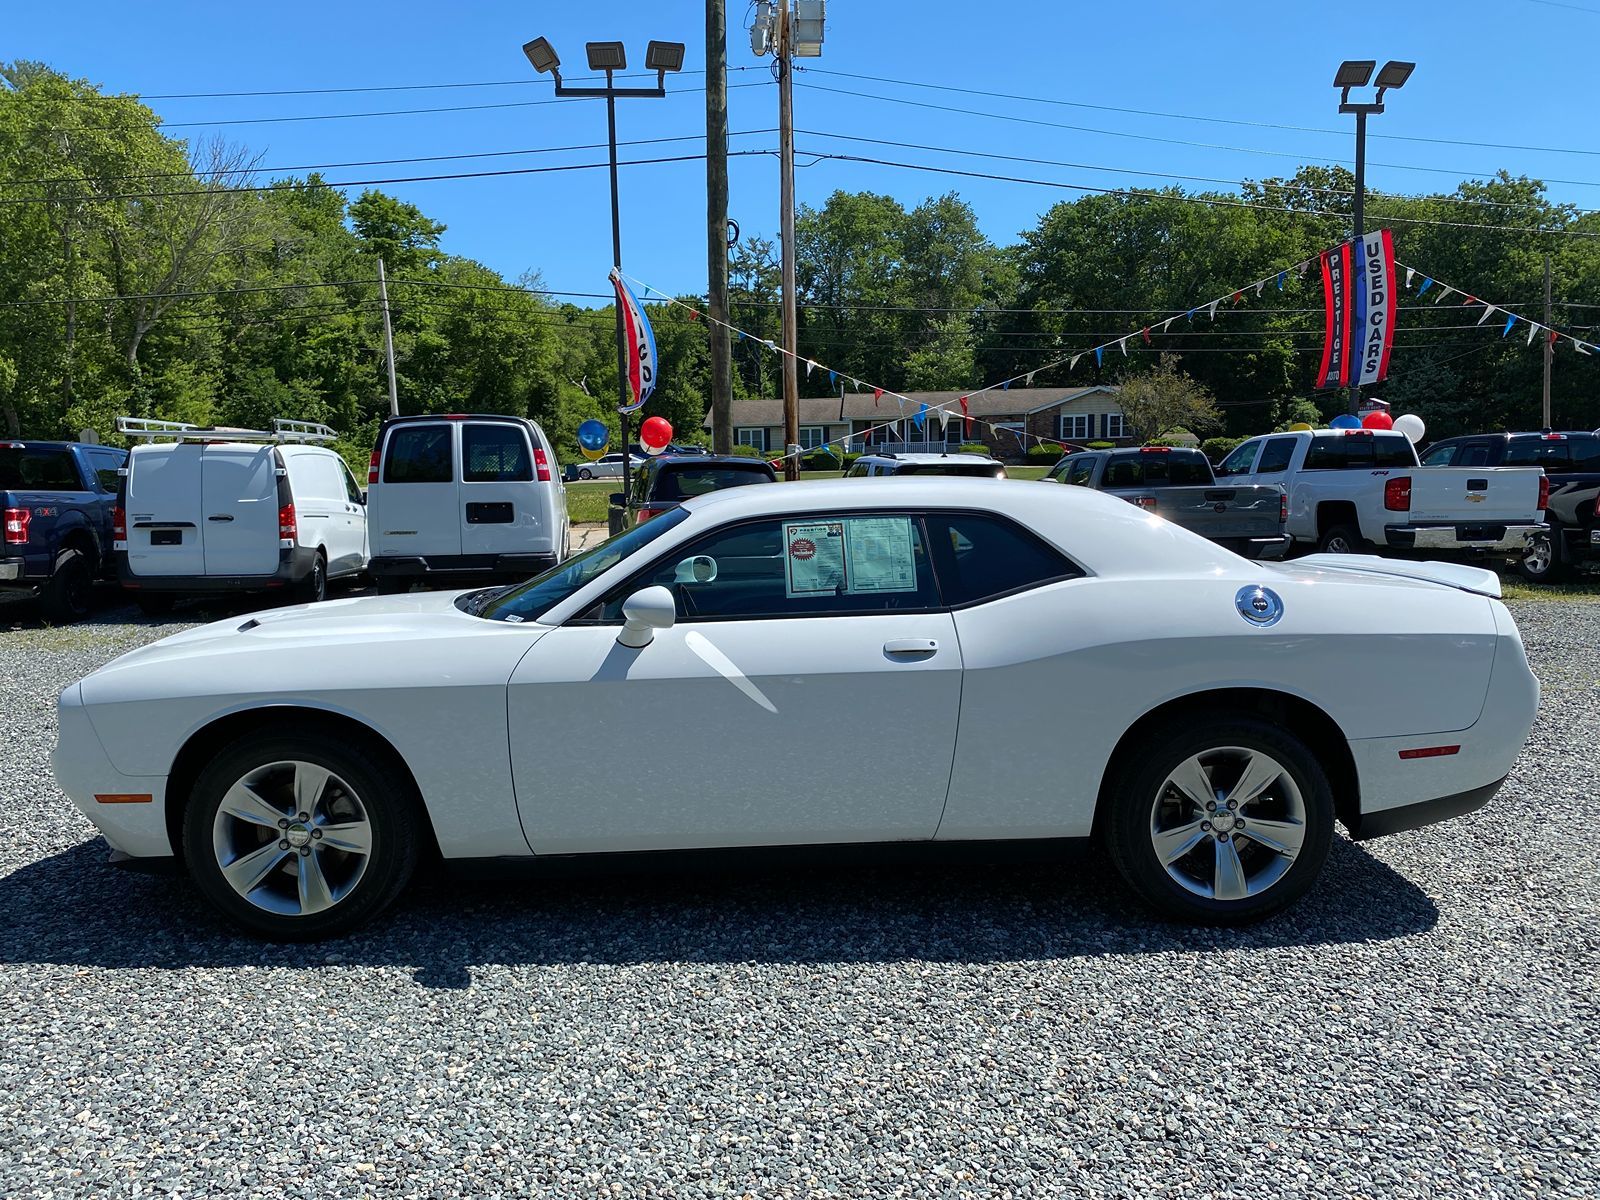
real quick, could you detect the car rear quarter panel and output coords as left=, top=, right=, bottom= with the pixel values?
left=76, top=619, right=542, bottom=858
left=936, top=572, right=1500, bottom=840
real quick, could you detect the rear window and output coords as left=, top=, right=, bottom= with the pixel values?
left=1504, top=436, right=1600, bottom=472
left=1099, top=452, right=1211, bottom=488
left=892, top=462, right=1005, bottom=478
left=463, top=424, right=532, bottom=483
left=1303, top=433, right=1416, bottom=470
left=650, top=465, right=774, bottom=500
left=383, top=425, right=453, bottom=484
left=0, top=447, right=81, bottom=490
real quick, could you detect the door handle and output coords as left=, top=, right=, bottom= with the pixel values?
left=884, top=638, right=938, bottom=657
left=207, top=514, right=234, bottom=522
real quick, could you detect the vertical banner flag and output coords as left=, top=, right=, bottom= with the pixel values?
left=1350, top=230, right=1397, bottom=386
left=609, top=269, right=657, bottom=414
left=1317, top=242, right=1353, bottom=390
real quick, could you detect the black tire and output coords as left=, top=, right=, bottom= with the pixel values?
left=39, top=547, right=93, bottom=623
left=577, top=467, right=593, bottom=480
left=1518, top=525, right=1569, bottom=584
left=293, top=551, right=328, bottom=604
left=375, top=575, right=408, bottom=595
left=1317, top=524, right=1367, bottom=555
left=135, top=592, right=177, bottom=617
left=1103, top=715, right=1335, bottom=925
left=182, top=726, right=421, bottom=940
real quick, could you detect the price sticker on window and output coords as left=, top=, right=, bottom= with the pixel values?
left=784, top=521, right=848, bottom=597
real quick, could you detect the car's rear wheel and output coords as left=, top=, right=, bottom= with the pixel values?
left=577, top=467, right=593, bottom=480
left=1317, top=524, right=1366, bottom=555
left=1104, top=717, right=1334, bottom=924
left=293, top=550, right=328, bottom=604
left=1518, top=525, right=1568, bottom=584
left=40, top=547, right=93, bottom=623
left=183, top=729, right=421, bottom=940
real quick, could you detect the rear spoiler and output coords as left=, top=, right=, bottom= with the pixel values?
left=1291, top=553, right=1502, bottom=598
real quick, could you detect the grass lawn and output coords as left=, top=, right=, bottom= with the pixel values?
left=1499, top=573, right=1600, bottom=602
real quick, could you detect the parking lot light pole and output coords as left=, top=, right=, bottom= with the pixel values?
left=523, top=36, right=684, bottom=514
left=1336, top=58, right=1414, bottom=416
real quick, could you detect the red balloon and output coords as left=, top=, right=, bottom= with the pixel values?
left=639, top=415, right=674, bottom=448
left=1361, top=410, right=1394, bottom=430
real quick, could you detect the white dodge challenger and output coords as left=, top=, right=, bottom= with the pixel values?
left=54, top=479, right=1538, bottom=939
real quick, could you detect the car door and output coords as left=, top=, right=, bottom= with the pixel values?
left=338, top=458, right=369, bottom=571
left=287, top=451, right=344, bottom=569
left=374, top=422, right=459, bottom=560
left=200, top=444, right=280, bottom=577
left=506, top=511, right=962, bottom=854
left=460, top=420, right=548, bottom=559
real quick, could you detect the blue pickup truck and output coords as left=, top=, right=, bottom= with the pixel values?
left=1, top=439, right=128, bottom=622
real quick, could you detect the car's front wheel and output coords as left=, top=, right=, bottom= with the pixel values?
left=1104, top=717, right=1334, bottom=924
left=183, top=728, right=421, bottom=939
left=577, top=467, right=593, bottom=480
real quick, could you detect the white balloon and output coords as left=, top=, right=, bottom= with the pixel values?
left=1393, top=413, right=1426, bottom=443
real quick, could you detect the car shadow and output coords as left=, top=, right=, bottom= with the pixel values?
left=0, top=836, right=1437, bottom=987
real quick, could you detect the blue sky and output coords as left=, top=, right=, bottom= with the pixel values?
left=10, top=1, right=1598, bottom=303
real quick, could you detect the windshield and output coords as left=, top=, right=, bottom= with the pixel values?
left=480, top=507, right=691, bottom=623
left=651, top=465, right=773, bottom=500
left=1100, top=453, right=1212, bottom=487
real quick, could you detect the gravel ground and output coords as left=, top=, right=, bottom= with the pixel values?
left=0, top=592, right=1595, bottom=1199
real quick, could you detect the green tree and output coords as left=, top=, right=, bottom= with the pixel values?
left=1114, top=354, right=1223, bottom=442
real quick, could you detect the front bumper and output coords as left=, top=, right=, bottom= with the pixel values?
left=1384, top=522, right=1545, bottom=554
left=52, top=682, right=174, bottom=858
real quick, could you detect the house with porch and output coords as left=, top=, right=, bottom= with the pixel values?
left=703, top=386, right=1131, bottom=458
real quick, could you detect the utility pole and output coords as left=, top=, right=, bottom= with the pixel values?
left=1542, top=252, right=1553, bottom=429
left=776, top=3, right=800, bottom=481
left=706, top=0, right=734, bottom=455
left=1348, top=106, right=1365, bottom=418
left=377, top=256, right=399, bottom=417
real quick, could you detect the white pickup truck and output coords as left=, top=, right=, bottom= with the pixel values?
left=1214, top=428, right=1547, bottom=559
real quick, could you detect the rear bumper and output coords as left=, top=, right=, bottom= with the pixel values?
left=1346, top=776, right=1505, bottom=840
left=0, top=555, right=41, bottom=592
left=1216, top=534, right=1292, bottom=561
left=371, top=552, right=558, bottom=580
left=1384, top=522, right=1545, bottom=554
left=116, top=544, right=318, bottom=593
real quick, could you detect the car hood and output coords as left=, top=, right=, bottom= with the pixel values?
left=95, top=589, right=527, bottom=677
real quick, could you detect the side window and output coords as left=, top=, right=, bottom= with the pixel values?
left=1457, top=443, right=1494, bottom=467
left=927, top=513, right=1082, bottom=606
left=1419, top=442, right=1458, bottom=467
left=1254, top=438, right=1297, bottom=475
left=1215, top=441, right=1260, bottom=477
left=1066, top=456, right=1096, bottom=486
left=383, top=425, right=453, bottom=484
left=600, top=514, right=940, bottom=621
left=340, top=460, right=364, bottom=503
left=88, top=449, right=126, bottom=492
left=462, top=424, right=532, bottom=483
left=845, top=462, right=869, bottom=478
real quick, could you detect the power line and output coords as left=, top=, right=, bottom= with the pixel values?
left=792, top=81, right=1600, bottom=191
left=803, top=66, right=1600, bottom=161
left=0, top=149, right=774, bottom=206
left=796, top=149, right=1600, bottom=239
left=0, top=276, right=614, bottom=309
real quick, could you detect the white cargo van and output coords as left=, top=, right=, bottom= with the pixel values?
left=114, top=417, right=367, bottom=614
left=365, top=414, right=569, bottom=593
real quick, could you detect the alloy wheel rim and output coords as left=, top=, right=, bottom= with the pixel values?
left=1325, top=536, right=1352, bottom=553
left=211, top=759, right=373, bottom=917
left=1148, top=746, right=1307, bottom=902
left=1525, top=537, right=1552, bottom=574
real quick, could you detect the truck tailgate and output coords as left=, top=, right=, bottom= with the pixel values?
left=1407, top=466, right=1543, bottom=524
left=1133, top=485, right=1284, bottom=539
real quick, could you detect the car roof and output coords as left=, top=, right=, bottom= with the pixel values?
left=650, top=455, right=773, bottom=468
left=858, top=452, right=994, bottom=464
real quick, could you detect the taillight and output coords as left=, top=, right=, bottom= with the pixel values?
left=636, top=505, right=664, bottom=522
left=278, top=502, right=297, bottom=540
left=1138, top=446, right=1171, bottom=454
left=112, top=506, right=127, bottom=547
left=1537, top=473, right=1550, bottom=513
left=3, top=507, right=29, bottom=545
left=1384, top=477, right=1412, bottom=511
left=1132, top=495, right=1158, bottom=511
left=533, top=447, right=552, bottom=482
left=1279, top=492, right=1288, bottom=525
left=367, top=448, right=380, bottom=485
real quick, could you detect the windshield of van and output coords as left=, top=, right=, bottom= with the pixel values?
left=478, top=507, right=691, bottom=623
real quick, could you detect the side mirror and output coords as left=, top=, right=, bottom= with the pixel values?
left=672, top=555, right=718, bottom=585
left=608, top=493, right=625, bottom=508
left=358, top=489, right=368, bottom=505
left=617, top=585, right=676, bottom=648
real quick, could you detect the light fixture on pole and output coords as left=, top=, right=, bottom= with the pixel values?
left=522, top=33, right=685, bottom=517
left=1336, top=58, right=1414, bottom=415
left=751, top=2, right=826, bottom=478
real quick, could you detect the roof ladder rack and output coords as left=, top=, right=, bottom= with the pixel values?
left=114, top=416, right=338, bottom=445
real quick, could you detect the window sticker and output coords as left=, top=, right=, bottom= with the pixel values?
left=784, top=521, right=848, bottom=597
left=844, top=517, right=917, bottom=594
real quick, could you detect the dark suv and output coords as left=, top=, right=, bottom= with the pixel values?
left=1420, top=431, right=1600, bottom=581
left=623, top=455, right=778, bottom=524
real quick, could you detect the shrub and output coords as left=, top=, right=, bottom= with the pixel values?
left=728, top=443, right=764, bottom=458
left=958, top=442, right=990, bottom=456
left=1146, top=436, right=1190, bottom=448
left=1086, top=440, right=1115, bottom=450
left=1201, top=436, right=1246, bottom=464
left=1027, top=441, right=1066, bottom=460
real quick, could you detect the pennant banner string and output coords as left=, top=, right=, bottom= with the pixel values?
left=1396, top=259, right=1600, bottom=358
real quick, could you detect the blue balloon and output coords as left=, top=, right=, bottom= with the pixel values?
left=1329, top=414, right=1361, bottom=429
left=577, top=419, right=610, bottom=451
